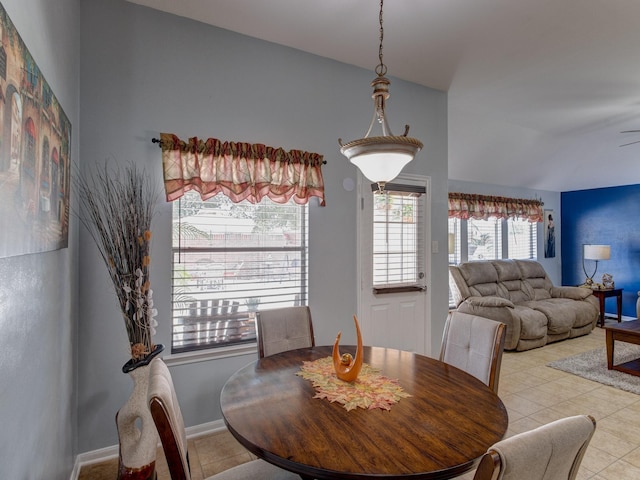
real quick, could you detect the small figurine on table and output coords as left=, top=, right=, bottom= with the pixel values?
left=602, top=273, right=614, bottom=290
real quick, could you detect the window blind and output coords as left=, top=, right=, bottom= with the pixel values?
left=171, top=191, right=308, bottom=353
left=371, top=183, right=426, bottom=293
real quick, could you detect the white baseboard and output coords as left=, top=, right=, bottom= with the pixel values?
left=70, top=419, right=226, bottom=480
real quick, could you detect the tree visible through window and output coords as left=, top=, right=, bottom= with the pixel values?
left=171, top=191, right=308, bottom=353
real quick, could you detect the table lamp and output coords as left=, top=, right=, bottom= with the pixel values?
left=582, top=244, right=610, bottom=286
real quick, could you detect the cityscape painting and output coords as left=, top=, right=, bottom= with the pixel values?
left=0, top=2, right=71, bottom=258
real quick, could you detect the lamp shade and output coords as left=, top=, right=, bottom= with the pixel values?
left=348, top=150, right=413, bottom=184
left=583, top=244, right=610, bottom=261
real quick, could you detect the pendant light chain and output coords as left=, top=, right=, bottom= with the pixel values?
left=338, top=0, right=422, bottom=190
left=376, top=0, right=387, bottom=77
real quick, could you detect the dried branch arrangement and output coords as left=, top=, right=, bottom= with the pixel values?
left=76, top=162, right=158, bottom=360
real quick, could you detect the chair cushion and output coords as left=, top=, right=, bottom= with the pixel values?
left=259, top=306, right=313, bottom=357
left=211, top=459, right=299, bottom=479
left=490, top=415, right=595, bottom=480
left=440, top=312, right=502, bottom=387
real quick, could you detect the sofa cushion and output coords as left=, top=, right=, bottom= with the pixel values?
left=457, top=261, right=504, bottom=298
left=516, top=260, right=553, bottom=300
left=523, top=298, right=576, bottom=334
left=568, top=300, right=598, bottom=328
left=512, top=305, right=548, bottom=340
left=492, top=260, right=521, bottom=281
left=458, top=261, right=498, bottom=283
left=493, top=260, right=533, bottom=304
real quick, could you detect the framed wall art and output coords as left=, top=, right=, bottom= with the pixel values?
left=0, top=2, right=71, bottom=258
left=544, top=209, right=555, bottom=258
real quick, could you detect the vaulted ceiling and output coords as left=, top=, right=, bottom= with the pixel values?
left=128, top=0, right=640, bottom=192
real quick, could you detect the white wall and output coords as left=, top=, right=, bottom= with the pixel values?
left=78, top=0, right=449, bottom=452
left=0, top=0, right=80, bottom=478
left=448, top=179, right=562, bottom=284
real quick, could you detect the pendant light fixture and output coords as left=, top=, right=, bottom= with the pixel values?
left=339, top=0, right=423, bottom=192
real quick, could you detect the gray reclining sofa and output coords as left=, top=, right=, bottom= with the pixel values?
left=449, top=259, right=598, bottom=351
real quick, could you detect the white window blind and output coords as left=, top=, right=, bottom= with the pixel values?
left=468, top=218, right=502, bottom=261
left=372, top=183, right=426, bottom=293
left=448, top=215, right=539, bottom=307
left=507, top=218, right=537, bottom=259
left=171, top=191, right=308, bottom=353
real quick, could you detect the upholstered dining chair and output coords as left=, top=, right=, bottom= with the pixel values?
left=472, top=415, right=596, bottom=480
left=147, top=357, right=300, bottom=480
left=255, top=306, right=315, bottom=358
left=439, top=311, right=506, bottom=393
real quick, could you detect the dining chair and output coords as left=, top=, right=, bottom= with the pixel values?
left=255, top=306, right=315, bottom=358
left=472, top=414, right=596, bottom=480
left=147, top=357, right=300, bottom=480
left=439, top=311, right=506, bottom=393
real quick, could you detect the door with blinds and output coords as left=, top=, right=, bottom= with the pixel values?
left=357, top=174, right=430, bottom=354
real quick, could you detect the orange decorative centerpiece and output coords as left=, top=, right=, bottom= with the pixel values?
left=332, top=315, right=364, bottom=382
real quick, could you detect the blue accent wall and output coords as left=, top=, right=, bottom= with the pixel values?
left=561, top=184, right=640, bottom=317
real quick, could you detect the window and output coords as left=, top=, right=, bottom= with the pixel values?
left=507, top=217, right=537, bottom=259
left=468, top=217, right=502, bottom=261
left=448, top=216, right=537, bottom=306
left=171, top=191, right=308, bottom=353
left=448, top=217, right=537, bottom=264
left=447, top=192, right=541, bottom=266
left=372, top=183, right=426, bottom=293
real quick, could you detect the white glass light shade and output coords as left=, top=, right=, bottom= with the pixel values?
left=341, top=135, right=422, bottom=184
left=583, top=244, right=611, bottom=261
left=349, top=151, right=412, bottom=183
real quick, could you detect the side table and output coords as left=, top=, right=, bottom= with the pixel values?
left=590, top=288, right=623, bottom=328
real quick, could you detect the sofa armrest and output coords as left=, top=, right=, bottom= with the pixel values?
left=455, top=297, right=520, bottom=350
left=463, top=295, right=515, bottom=309
left=551, top=286, right=593, bottom=300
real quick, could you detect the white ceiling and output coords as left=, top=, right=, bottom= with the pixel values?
left=127, top=0, right=640, bottom=192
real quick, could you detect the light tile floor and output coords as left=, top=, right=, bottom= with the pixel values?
left=80, top=325, right=640, bottom=479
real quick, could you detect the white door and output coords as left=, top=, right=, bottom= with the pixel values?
left=357, top=174, right=431, bottom=355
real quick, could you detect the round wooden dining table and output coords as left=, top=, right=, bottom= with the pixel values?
left=220, top=345, right=508, bottom=480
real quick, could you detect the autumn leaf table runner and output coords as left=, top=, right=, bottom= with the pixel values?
left=296, top=356, right=411, bottom=411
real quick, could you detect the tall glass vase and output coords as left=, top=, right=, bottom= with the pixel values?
left=116, top=344, right=164, bottom=480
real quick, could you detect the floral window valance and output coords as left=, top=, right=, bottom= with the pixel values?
left=158, top=132, right=326, bottom=206
left=448, top=192, right=543, bottom=222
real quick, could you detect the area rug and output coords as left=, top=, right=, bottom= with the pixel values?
left=547, top=342, right=640, bottom=395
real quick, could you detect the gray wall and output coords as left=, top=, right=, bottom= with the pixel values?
left=78, top=0, right=449, bottom=452
left=0, top=0, right=80, bottom=479
left=448, top=179, right=562, bottom=284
